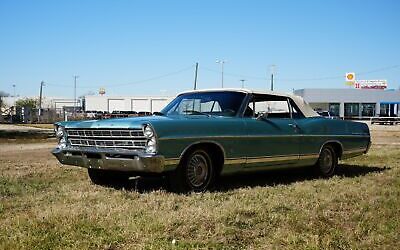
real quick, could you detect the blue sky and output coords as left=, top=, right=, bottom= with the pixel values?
left=0, top=0, right=399, bottom=98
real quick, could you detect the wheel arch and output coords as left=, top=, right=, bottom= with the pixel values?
left=319, top=140, right=344, bottom=159
left=179, top=141, right=226, bottom=175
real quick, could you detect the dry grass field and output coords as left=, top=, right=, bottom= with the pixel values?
left=14, top=124, right=54, bottom=130
left=0, top=124, right=399, bottom=249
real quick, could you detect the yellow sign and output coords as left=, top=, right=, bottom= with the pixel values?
left=345, top=81, right=354, bottom=86
left=346, top=72, right=355, bottom=82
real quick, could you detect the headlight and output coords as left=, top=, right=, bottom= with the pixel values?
left=59, top=137, right=67, bottom=149
left=55, top=126, right=67, bottom=149
left=143, top=125, right=154, bottom=138
left=143, top=124, right=157, bottom=154
left=145, top=137, right=157, bottom=154
left=56, top=126, right=64, bottom=138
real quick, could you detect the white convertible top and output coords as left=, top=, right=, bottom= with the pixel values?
left=178, top=88, right=320, bottom=118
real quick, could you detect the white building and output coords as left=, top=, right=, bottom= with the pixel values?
left=1, top=94, right=173, bottom=113
left=84, top=95, right=174, bottom=113
left=1, top=96, right=79, bottom=109
left=294, top=88, right=400, bottom=118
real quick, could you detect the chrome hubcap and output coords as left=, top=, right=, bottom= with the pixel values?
left=187, top=154, right=209, bottom=187
left=320, top=148, right=333, bottom=173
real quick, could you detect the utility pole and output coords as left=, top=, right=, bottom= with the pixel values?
left=216, top=59, right=227, bottom=88
left=270, top=65, right=276, bottom=91
left=38, top=81, right=45, bottom=123
left=12, top=84, right=16, bottom=106
left=194, top=62, right=199, bottom=90
left=12, top=84, right=16, bottom=123
left=73, top=75, right=79, bottom=117
left=240, top=79, right=246, bottom=88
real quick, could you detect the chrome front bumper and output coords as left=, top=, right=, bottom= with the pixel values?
left=52, top=147, right=174, bottom=173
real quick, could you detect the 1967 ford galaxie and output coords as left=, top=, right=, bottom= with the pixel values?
left=52, top=89, right=371, bottom=192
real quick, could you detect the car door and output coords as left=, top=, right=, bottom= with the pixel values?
left=243, top=94, right=300, bottom=168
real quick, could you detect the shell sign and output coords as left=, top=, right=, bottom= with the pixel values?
left=346, top=72, right=355, bottom=82
left=345, top=72, right=355, bottom=86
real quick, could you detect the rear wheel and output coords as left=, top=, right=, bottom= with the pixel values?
left=87, top=169, right=129, bottom=186
left=168, top=149, right=215, bottom=193
left=315, top=145, right=338, bottom=177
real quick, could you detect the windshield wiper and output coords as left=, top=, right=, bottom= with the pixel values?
left=153, top=112, right=165, bottom=116
left=182, top=110, right=211, bottom=117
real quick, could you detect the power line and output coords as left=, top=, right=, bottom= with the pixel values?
left=278, top=65, right=400, bottom=82
left=45, top=65, right=195, bottom=89
left=202, top=66, right=266, bottom=80
left=34, top=64, right=400, bottom=90
left=202, top=64, right=399, bottom=82
left=104, top=65, right=195, bottom=87
left=357, top=65, right=400, bottom=75
left=73, top=75, right=79, bottom=117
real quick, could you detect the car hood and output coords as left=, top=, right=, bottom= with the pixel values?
left=59, top=115, right=232, bottom=129
left=59, top=115, right=174, bottom=129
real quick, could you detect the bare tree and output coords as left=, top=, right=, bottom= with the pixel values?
left=79, top=91, right=95, bottom=99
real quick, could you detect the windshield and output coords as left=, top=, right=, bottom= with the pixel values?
left=161, top=91, right=246, bottom=117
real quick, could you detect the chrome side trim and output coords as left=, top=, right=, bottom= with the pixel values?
left=159, top=134, right=370, bottom=141
left=225, top=153, right=319, bottom=165
left=299, top=154, right=319, bottom=160
left=247, top=155, right=298, bottom=164
left=225, top=158, right=246, bottom=165
left=164, top=158, right=180, bottom=165
left=341, top=147, right=367, bottom=159
left=343, top=147, right=366, bottom=154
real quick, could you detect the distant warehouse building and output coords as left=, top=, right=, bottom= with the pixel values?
left=294, top=88, right=400, bottom=119
left=84, top=95, right=174, bottom=113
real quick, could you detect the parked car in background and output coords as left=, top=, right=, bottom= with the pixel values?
left=52, top=89, right=371, bottom=192
left=85, top=110, right=97, bottom=118
left=138, top=111, right=152, bottom=116
left=100, top=111, right=110, bottom=119
left=94, top=111, right=104, bottom=120
left=316, top=110, right=340, bottom=119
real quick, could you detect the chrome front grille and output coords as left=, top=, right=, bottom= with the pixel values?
left=66, top=128, right=146, bottom=149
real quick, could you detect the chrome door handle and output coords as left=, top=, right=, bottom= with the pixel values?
left=288, top=123, right=298, bottom=128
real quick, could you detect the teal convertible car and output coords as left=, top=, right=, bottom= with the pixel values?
left=52, top=89, right=371, bottom=192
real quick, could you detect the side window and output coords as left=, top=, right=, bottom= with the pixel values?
left=177, top=99, right=200, bottom=113
left=245, top=94, right=291, bottom=119
left=289, top=99, right=305, bottom=119
left=200, top=101, right=222, bottom=112
left=255, top=100, right=290, bottom=118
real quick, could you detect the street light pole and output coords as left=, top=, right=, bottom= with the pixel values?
left=12, top=84, right=16, bottom=107
left=38, top=81, right=45, bottom=122
left=216, top=59, right=227, bottom=88
left=194, top=62, right=199, bottom=90
left=240, top=79, right=246, bottom=88
left=270, top=65, right=276, bottom=91
left=12, top=84, right=16, bottom=123
left=73, top=75, right=79, bottom=117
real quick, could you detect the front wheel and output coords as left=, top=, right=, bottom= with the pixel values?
left=315, top=145, right=338, bottom=178
left=168, top=149, right=215, bottom=193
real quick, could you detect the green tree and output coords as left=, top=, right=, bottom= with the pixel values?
left=0, top=91, right=10, bottom=109
left=15, top=97, right=39, bottom=109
